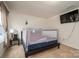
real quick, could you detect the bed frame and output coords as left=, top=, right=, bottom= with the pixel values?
left=21, top=29, right=60, bottom=57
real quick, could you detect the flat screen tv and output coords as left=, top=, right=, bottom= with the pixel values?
left=60, top=9, right=79, bottom=24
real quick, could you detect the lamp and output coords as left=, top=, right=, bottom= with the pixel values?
left=9, top=29, right=14, bottom=34
left=25, top=21, right=28, bottom=25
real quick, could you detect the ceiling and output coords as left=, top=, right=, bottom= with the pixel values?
left=6, top=1, right=79, bottom=18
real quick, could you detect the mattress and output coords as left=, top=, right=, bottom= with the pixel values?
left=29, top=36, right=57, bottom=45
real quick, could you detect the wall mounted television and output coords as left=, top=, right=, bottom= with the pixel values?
left=60, top=9, right=79, bottom=24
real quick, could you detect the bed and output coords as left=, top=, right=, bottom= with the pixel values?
left=21, top=29, right=60, bottom=57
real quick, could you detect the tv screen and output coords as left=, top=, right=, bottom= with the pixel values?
left=60, top=9, right=79, bottom=24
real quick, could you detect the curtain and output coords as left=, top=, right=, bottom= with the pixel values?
left=0, top=6, right=4, bottom=43
left=1, top=2, right=8, bottom=31
left=0, top=2, right=9, bottom=47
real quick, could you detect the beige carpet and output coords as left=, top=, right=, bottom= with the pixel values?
left=2, top=44, right=79, bottom=58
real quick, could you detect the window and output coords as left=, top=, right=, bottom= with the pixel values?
left=0, top=9, right=2, bottom=25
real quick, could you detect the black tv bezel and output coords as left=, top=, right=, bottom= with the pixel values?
left=60, top=9, right=79, bottom=24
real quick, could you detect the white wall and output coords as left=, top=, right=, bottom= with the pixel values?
left=47, top=9, right=79, bottom=49
left=8, top=8, right=79, bottom=50
left=8, top=11, right=49, bottom=39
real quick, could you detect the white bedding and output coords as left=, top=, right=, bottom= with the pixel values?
left=29, top=36, right=57, bottom=45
